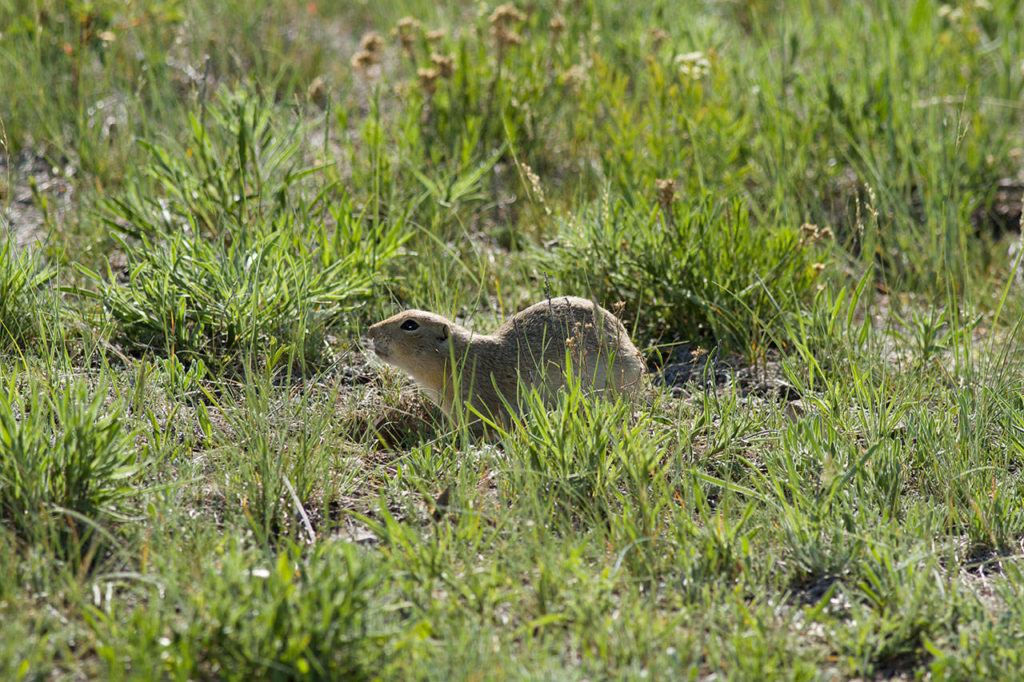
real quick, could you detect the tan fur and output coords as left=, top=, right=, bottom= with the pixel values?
left=364, top=296, right=645, bottom=426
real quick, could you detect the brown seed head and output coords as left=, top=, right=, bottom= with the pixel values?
left=430, top=52, right=455, bottom=78
left=397, top=16, right=422, bottom=32
left=656, top=178, right=677, bottom=207
left=417, top=67, right=439, bottom=94
left=351, top=50, right=378, bottom=70
left=490, top=4, right=526, bottom=27
left=395, top=16, right=422, bottom=54
left=490, top=3, right=526, bottom=48
left=561, top=64, right=586, bottom=89
left=648, top=27, right=669, bottom=46
left=359, top=31, right=384, bottom=54
left=307, top=76, right=328, bottom=107
left=493, top=27, right=523, bottom=47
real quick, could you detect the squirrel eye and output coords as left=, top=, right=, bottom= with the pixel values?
left=400, top=319, right=420, bottom=331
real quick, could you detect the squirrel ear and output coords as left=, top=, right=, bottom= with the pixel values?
left=435, top=325, right=450, bottom=354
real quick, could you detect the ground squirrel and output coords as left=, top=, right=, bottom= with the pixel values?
left=365, top=296, right=645, bottom=426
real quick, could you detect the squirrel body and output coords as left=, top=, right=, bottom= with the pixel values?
left=366, top=297, right=644, bottom=424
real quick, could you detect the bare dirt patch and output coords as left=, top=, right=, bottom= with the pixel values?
left=1, top=152, right=76, bottom=247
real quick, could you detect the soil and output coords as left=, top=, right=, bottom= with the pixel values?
left=1, top=151, right=76, bottom=247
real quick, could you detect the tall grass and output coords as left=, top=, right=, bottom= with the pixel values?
left=547, top=191, right=824, bottom=353
left=0, top=373, right=145, bottom=568
left=76, top=92, right=406, bottom=369
left=2, top=0, right=1024, bottom=678
left=0, top=237, right=55, bottom=351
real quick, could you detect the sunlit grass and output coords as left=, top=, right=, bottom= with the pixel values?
left=2, top=0, right=1024, bottom=678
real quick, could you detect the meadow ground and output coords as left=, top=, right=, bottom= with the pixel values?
left=2, top=0, right=1024, bottom=678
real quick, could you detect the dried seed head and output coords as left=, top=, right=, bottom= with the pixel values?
left=648, top=27, right=669, bottom=47
left=492, top=26, right=522, bottom=47
left=561, top=64, right=586, bottom=89
left=425, top=29, right=446, bottom=43
left=417, top=67, right=439, bottom=94
left=490, top=4, right=526, bottom=28
left=864, top=183, right=879, bottom=220
left=430, top=52, right=455, bottom=79
left=818, top=226, right=834, bottom=240
left=517, top=161, right=550, bottom=214
left=397, top=16, right=422, bottom=32
left=490, top=3, right=526, bottom=48
left=351, top=50, right=378, bottom=70
left=359, top=31, right=384, bottom=54
left=549, top=15, right=567, bottom=36
left=307, top=76, right=327, bottom=107
left=800, top=223, right=819, bottom=239
left=656, top=178, right=677, bottom=207
left=395, top=16, right=422, bottom=54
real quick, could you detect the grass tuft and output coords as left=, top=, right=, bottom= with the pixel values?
left=0, top=237, right=55, bottom=352
left=75, top=92, right=406, bottom=369
left=0, top=373, right=145, bottom=567
left=546, top=191, right=823, bottom=354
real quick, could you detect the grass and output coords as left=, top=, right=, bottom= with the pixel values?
left=2, top=0, right=1024, bottom=678
left=0, top=234, right=54, bottom=350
